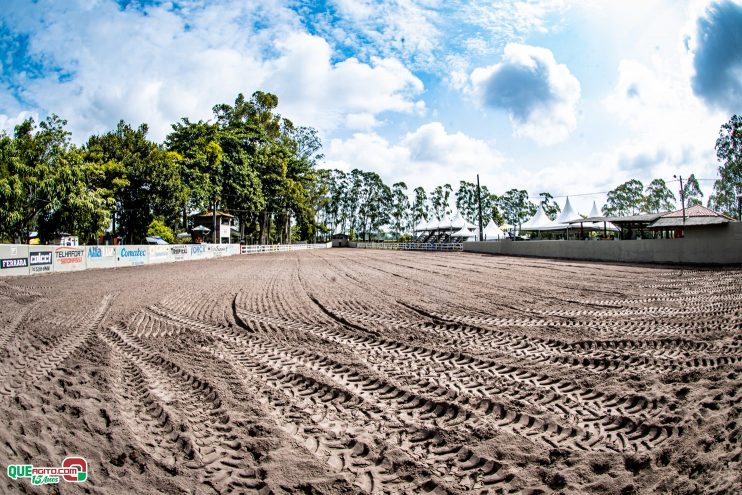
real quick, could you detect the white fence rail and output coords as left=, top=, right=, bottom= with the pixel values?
left=240, top=243, right=330, bottom=254
left=353, top=242, right=463, bottom=252
left=0, top=242, right=331, bottom=277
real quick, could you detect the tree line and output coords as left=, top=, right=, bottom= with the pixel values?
left=1, top=99, right=740, bottom=244
left=1, top=92, right=323, bottom=244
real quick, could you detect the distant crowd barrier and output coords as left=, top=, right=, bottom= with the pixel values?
left=352, top=242, right=463, bottom=252
left=0, top=242, right=331, bottom=277
left=241, top=243, right=331, bottom=254
left=463, top=223, right=742, bottom=265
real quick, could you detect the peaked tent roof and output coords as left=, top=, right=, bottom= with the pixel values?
left=583, top=201, right=620, bottom=231
left=425, top=218, right=440, bottom=231
left=451, top=226, right=476, bottom=238
left=413, top=220, right=428, bottom=232
left=437, top=215, right=454, bottom=230
left=483, top=219, right=505, bottom=239
left=554, top=197, right=579, bottom=224
left=521, top=206, right=555, bottom=230
left=449, top=213, right=467, bottom=230
left=589, top=201, right=600, bottom=218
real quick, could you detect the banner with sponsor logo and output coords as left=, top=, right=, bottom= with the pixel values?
left=211, top=244, right=229, bottom=258
left=53, top=246, right=86, bottom=272
left=189, top=244, right=208, bottom=260
left=1, top=242, right=331, bottom=277
left=0, top=245, right=30, bottom=276
left=148, top=245, right=172, bottom=264
left=116, top=246, right=148, bottom=267
left=169, top=245, right=189, bottom=261
left=28, top=248, right=54, bottom=274
left=85, top=245, right=117, bottom=269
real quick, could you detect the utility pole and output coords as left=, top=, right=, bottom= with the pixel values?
left=212, top=195, right=218, bottom=244
left=737, top=186, right=742, bottom=221
left=674, top=175, right=686, bottom=238
left=476, top=174, right=484, bottom=241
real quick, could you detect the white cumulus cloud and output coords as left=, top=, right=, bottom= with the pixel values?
left=323, top=122, right=504, bottom=192
left=0, top=1, right=425, bottom=142
left=470, top=43, right=581, bottom=145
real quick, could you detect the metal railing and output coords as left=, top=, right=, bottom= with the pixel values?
left=240, top=243, right=330, bottom=255
left=353, top=242, right=463, bottom=252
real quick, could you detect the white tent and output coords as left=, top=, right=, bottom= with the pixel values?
left=449, top=212, right=467, bottom=230
left=425, top=218, right=440, bottom=231
left=521, top=206, right=556, bottom=230
left=542, top=197, right=581, bottom=231
left=483, top=219, right=505, bottom=240
left=588, top=201, right=600, bottom=218
left=451, top=226, right=476, bottom=238
left=586, top=201, right=620, bottom=232
left=554, top=197, right=580, bottom=224
left=413, top=220, right=428, bottom=232
left=437, top=215, right=453, bottom=230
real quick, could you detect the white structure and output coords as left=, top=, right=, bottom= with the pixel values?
left=413, top=220, right=428, bottom=232
left=483, top=219, right=505, bottom=240
left=451, top=226, right=476, bottom=239
left=521, top=206, right=556, bottom=231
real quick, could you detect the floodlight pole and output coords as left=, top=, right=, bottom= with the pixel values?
left=476, top=174, right=484, bottom=241
left=736, top=186, right=742, bottom=221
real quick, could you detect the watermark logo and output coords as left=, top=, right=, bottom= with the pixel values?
left=7, top=457, right=87, bottom=486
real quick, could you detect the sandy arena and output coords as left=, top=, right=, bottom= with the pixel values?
left=0, top=249, right=740, bottom=494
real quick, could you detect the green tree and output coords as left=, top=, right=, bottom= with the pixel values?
left=86, top=121, right=187, bottom=243
left=390, top=182, right=409, bottom=237
left=498, top=189, right=536, bottom=226
left=210, top=92, right=320, bottom=243
left=411, top=186, right=428, bottom=226
left=603, top=179, right=644, bottom=216
left=642, top=178, right=676, bottom=213
left=455, top=181, right=477, bottom=222
left=709, top=115, right=742, bottom=216
left=429, top=184, right=452, bottom=220
left=147, top=218, right=175, bottom=243
left=538, top=192, right=561, bottom=220
left=682, top=174, right=704, bottom=207
left=0, top=116, right=111, bottom=243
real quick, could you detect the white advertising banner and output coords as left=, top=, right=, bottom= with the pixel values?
left=169, top=245, right=189, bottom=262
left=211, top=244, right=229, bottom=257
left=1, top=241, right=331, bottom=277
left=116, top=246, right=148, bottom=267
left=189, top=244, right=208, bottom=260
left=53, top=246, right=86, bottom=272
left=85, top=245, right=117, bottom=269
left=148, top=245, right=172, bottom=264
left=28, top=247, right=55, bottom=274
left=0, top=245, right=30, bottom=276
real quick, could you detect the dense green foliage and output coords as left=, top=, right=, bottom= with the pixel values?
left=709, top=115, right=741, bottom=217
left=1, top=103, right=737, bottom=244
left=1, top=92, right=323, bottom=244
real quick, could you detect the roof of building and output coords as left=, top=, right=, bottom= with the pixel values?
left=190, top=210, right=234, bottom=218
left=569, top=213, right=664, bottom=224
left=648, top=216, right=730, bottom=228
left=647, top=204, right=737, bottom=229
left=660, top=204, right=735, bottom=219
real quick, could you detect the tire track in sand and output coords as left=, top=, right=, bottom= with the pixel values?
left=0, top=293, right=116, bottom=397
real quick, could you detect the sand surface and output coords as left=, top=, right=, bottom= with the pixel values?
left=0, top=249, right=740, bottom=494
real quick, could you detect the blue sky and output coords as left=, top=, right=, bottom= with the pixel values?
left=1, top=0, right=741, bottom=214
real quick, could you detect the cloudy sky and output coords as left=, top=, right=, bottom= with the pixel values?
left=2, top=0, right=741, bottom=214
